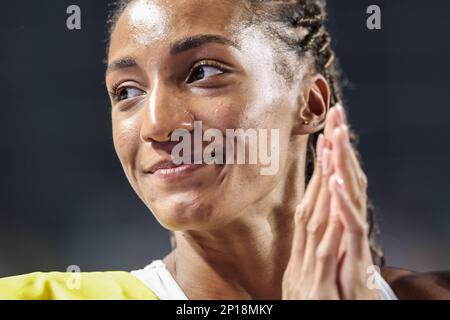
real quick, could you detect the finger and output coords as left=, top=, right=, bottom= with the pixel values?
left=329, top=174, right=369, bottom=260
left=292, top=134, right=325, bottom=258
left=301, top=147, right=333, bottom=275
left=313, top=196, right=344, bottom=286
left=333, top=105, right=368, bottom=191
left=324, top=105, right=343, bottom=145
left=343, top=125, right=368, bottom=191
left=332, top=125, right=367, bottom=211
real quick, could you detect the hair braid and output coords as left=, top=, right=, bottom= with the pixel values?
left=260, top=0, right=385, bottom=267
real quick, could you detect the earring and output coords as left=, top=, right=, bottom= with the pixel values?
left=303, top=120, right=310, bottom=125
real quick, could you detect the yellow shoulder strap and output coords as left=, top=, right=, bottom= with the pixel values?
left=0, top=271, right=159, bottom=300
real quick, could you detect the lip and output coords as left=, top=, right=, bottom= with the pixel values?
left=154, top=162, right=207, bottom=178
left=145, top=158, right=210, bottom=180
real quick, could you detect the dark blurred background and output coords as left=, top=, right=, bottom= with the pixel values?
left=0, top=0, right=449, bottom=276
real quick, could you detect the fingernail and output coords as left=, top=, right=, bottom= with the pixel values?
left=333, top=126, right=341, bottom=139
left=322, top=148, right=331, bottom=175
left=316, top=134, right=324, bottom=161
left=330, top=195, right=339, bottom=216
left=334, top=175, right=344, bottom=188
left=332, top=175, right=346, bottom=198
left=332, top=126, right=342, bottom=144
left=337, top=104, right=346, bottom=124
left=334, top=125, right=349, bottom=147
left=342, top=125, right=350, bottom=145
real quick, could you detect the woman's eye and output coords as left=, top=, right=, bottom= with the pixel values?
left=187, top=65, right=224, bottom=83
left=114, top=87, right=145, bottom=101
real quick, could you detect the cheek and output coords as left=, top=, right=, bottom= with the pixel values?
left=200, top=86, right=295, bottom=134
left=112, top=114, right=141, bottom=167
left=188, top=93, right=248, bottom=132
left=190, top=88, right=280, bottom=130
left=212, top=93, right=295, bottom=133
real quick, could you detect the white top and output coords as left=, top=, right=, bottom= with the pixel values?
left=131, top=260, right=189, bottom=300
left=130, top=259, right=398, bottom=300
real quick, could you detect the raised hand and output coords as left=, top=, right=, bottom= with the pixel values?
left=282, top=104, right=380, bottom=300
left=328, top=105, right=378, bottom=300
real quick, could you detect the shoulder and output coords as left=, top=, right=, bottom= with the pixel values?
left=381, top=266, right=450, bottom=300
left=0, top=270, right=159, bottom=300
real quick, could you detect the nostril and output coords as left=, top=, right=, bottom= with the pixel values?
left=151, top=140, right=180, bottom=154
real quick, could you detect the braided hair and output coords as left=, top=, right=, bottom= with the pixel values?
left=106, top=0, right=385, bottom=267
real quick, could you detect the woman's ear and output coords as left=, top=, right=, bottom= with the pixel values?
left=293, top=74, right=331, bottom=135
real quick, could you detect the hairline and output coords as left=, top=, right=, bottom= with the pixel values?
left=105, top=0, right=310, bottom=86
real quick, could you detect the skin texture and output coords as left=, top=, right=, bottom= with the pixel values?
left=106, top=0, right=450, bottom=300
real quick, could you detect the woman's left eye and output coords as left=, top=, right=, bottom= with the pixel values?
left=187, top=65, right=225, bottom=83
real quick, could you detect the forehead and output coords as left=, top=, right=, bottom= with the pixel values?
left=109, top=0, right=248, bottom=58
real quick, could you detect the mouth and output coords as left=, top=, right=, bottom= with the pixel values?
left=144, top=146, right=224, bottom=185
left=145, top=152, right=222, bottom=181
left=151, top=161, right=206, bottom=177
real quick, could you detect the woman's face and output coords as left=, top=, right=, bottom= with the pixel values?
left=106, top=0, right=311, bottom=231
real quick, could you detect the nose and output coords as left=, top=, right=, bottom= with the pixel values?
left=140, top=79, right=194, bottom=143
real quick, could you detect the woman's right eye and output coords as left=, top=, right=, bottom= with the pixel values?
left=113, top=86, right=145, bottom=101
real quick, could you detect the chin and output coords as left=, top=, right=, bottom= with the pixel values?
left=148, top=197, right=225, bottom=231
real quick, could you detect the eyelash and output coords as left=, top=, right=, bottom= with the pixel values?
left=109, top=60, right=230, bottom=102
left=109, top=83, right=124, bottom=101
left=186, top=60, right=229, bottom=83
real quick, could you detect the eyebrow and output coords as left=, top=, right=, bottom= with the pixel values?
left=169, top=34, right=239, bottom=54
left=106, top=57, right=138, bottom=75
left=106, top=34, right=238, bottom=75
